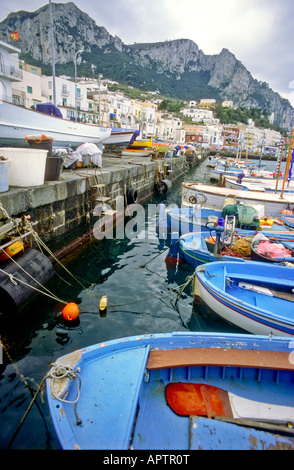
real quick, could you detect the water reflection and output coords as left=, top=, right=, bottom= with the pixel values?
left=0, top=157, right=251, bottom=449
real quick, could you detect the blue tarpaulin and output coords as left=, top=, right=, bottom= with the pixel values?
left=36, top=103, right=63, bottom=118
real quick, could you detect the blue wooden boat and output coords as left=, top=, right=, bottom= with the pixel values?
left=195, top=261, right=294, bottom=337
left=46, top=332, right=294, bottom=450
left=166, top=206, right=294, bottom=240
left=177, top=231, right=247, bottom=268
left=177, top=231, right=294, bottom=269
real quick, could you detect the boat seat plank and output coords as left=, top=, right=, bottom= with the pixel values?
left=146, top=348, right=293, bottom=371
left=227, top=273, right=294, bottom=288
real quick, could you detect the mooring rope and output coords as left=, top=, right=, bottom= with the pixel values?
left=3, top=346, right=82, bottom=449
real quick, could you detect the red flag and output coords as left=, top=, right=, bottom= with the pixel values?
left=10, top=31, right=19, bottom=41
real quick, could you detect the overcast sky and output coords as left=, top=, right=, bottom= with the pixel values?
left=1, top=0, right=293, bottom=106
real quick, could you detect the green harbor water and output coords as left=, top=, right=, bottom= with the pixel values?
left=0, top=157, right=285, bottom=449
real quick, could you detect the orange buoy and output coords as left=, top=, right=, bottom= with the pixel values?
left=62, top=302, right=79, bottom=321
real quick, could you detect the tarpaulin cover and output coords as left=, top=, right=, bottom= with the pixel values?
left=256, top=240, right=292, bottom=258
left=36, top=103, right=63, bottom=118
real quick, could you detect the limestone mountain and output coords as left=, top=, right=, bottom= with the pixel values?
left=0, top=1, right=293, bottom=130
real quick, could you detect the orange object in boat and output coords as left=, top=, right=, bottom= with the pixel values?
left=165, top=383, right=233, bottom=418
left=0, top=240, right=24, bottom=261
left=281, top=209, right=293, bottom=215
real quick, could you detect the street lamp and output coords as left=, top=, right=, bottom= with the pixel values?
left=74, top=50, right=82, bottom=120
left=98, top=73, right=103, bottom=125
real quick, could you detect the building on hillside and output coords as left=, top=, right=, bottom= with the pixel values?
left=221, top=124, right=240, bottom=148
left=0, top=39, right=22, bottom=101
left=140, top=101, right=157, bottom=137
left=155, top=112, right=185, bottom=143
left=221, top=100, right=234, bottom=108
left=203, top=124, right=224, bottom=149
left=13, top=61, right=43, bottom=108
left=183, top=124, right=205, bottom=146
left=41, top=75, right=99, bottom=123
left=182, top=107, right=214, bottom=122
left=199, top=98, right=216, bottom=108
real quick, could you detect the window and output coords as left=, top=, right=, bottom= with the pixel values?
left=62, top=84, right=67, bottom=95
left=31, top=68, right=37, bottom=75
left=62, top=98, right=67, bottom=106
left=27, top=86, right=32, bottom=94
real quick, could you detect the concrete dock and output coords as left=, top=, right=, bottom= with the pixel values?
left=0, top=153, right=204, bottom=257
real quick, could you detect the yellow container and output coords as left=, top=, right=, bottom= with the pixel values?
left=0, top=240, right=24, bottom=261
left=260, top=219, right=274, bottom=227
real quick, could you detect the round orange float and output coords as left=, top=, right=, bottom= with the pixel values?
left=62, top=302, right=79, bottom=321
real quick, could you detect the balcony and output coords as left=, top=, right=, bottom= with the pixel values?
left=0, top=64, right=22, bottom=82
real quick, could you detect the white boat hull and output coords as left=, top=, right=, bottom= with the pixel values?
left=182, top=182, right=294, bottom=214
left=0, top=101, right=111, bottom=147
left=194, top=275, right=293, bottom=337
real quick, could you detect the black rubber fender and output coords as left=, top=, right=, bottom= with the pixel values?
left=157, top=179, right=172, bottom=193
left=126, top=188, right=138, bottom=205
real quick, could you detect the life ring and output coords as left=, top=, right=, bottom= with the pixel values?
left=189, top=195, right=197, bottom=204
left=126, top=188, right=138, bottom=205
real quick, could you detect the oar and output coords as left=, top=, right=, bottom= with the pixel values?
left=165, top=383, right=293, bottom=428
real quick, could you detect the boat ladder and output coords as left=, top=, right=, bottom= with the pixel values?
left=87, top=172, right=116, bottom=216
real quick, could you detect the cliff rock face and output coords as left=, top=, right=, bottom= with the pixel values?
left=0, top=2, right=292, bottom=130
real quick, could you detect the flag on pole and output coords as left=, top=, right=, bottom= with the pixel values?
left=10, top=32, right=19, bottom=41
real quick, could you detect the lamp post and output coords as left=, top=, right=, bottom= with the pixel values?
left=98, top=73, right=103, bottom=125
left=74, top=50, right=82, bottom=120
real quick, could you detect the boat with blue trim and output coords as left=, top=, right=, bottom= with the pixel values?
left=46, top=332, right=294, bottom=450
left=194, top=261, right=294, bottom=336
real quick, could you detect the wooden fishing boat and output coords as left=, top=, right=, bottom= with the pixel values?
left=46, top=332, right=294, bottom=450
left=194, top=260, right=294, bottom=336
left=177, top=231, right=250, bottom=268
left=122, top=148, right=153, bottom=157
left=182, top=182, right=294, bottom=214
left=176, top=230, right=294, bottom=268
left=165, top=205, right=294, bottom=239
left=210, top=168, right=278, bottom=182
left=0, top=100, right=111, bottom=147
left=103, top=128, right=139, bottom=153
left=225, top=178, right=294, bottom=193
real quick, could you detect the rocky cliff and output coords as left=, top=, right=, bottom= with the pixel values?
left=0, top=2, right=293, bottom=130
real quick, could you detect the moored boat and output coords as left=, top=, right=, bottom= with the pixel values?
left=122, top=148, right=153, bottom=157
left=46, top=331, right=294, bottom=450
left=182, top=182, right=294, bottom=214
left=176, top=230, right=294, bottom=268
left=0, top=100, right=112, bottom=147
left=103, top=128, right=139, bottom=153
left=165, top=205, right=294, bottom=239
left=194, top=260, right=294, bottom=336
left=225, top=178, right=294, bottom=193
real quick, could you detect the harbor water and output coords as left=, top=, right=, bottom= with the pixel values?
left=0, top=157, right=287, bottom=449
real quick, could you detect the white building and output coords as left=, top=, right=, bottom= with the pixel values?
left=155, top=112, right=185, bottom=143
left=0, top=40, right=22, bottom=101
left=41, top=75, right=98, bottom=123
left=202, top=124, right=224, bottom=149
left=13, top=61, right=43, bottom=108
left=182, top=107, right=214, bottom=122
